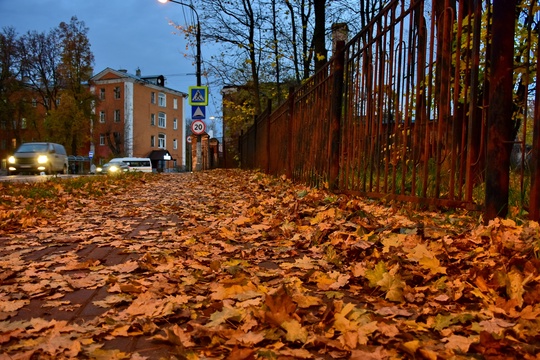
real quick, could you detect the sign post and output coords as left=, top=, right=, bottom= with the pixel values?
left=189, top=86, right=208, bottom=171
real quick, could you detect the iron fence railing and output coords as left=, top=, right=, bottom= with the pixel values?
left=239, top=0, right=539, bottom=222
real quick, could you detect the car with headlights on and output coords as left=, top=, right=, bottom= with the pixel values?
left=8, top=142, right=69, bottom=175
left=96, top=160, right=130, bottom=175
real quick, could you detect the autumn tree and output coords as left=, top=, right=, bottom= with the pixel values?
left=45, top=93, right=90, bottom=150
left=53, top=16, right=95, bottom=155
left=0, top=27, right=29, bottom=149
left=12, top=17, right=95, bottom=155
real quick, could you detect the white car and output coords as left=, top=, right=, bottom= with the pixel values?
left=96, top=161, right=130, bottom=175
left=110, top=157, right=153, bottom=173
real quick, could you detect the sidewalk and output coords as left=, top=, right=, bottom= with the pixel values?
left=1, top=169, right=539, bottom=359
left=1, top=172, right=208, bottom=358
left=2, top=169, right=310, bottom=359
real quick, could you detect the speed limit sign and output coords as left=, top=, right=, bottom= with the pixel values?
left=191, top=120, right=206, bottom=135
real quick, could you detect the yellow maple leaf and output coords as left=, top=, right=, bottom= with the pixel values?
left=365, top=261, right=387, bottom=288
left=279, top=348, right=313, bottom=358
left=233, top=215, right=251, bottom=225
left=402, top=340, right=421, bottom=356
left=282, top=319, right=308, bottom=343
left=312, top=271, right=337, bottom=290
left=333, top=302, right=360, bottom=333
left=206, top=305, right=244, bottom=327
left=382, top=234, right=405, bottom=253
left=357, top=321, right=379, bottom=345
left=406, top=244, right=433, bottom=262
left=292, top=293, right=323, bottom=308
left=210, top=281, right=260, bottom=301
left=280, top=255, right=318, bottom=270
left=505, top=269, right=525, bottom=308
left=87, top=348, right=130, bottom=360
left=377, top=272, right=404, bottom=302
left=220, top=226, right=238, bottom=240
left=418, top=256, right=447, bottom=275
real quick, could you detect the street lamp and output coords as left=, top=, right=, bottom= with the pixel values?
left=157, top=0, right=202, bottom=86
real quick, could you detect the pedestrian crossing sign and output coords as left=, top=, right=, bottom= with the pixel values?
left=189, top=86, right=208, bottom=106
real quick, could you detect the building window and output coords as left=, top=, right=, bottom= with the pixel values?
left=21, top=118, right=27, bottom=129
left=114, top=87, right=121, bottom=99
left=158, top=92, right=166, bottom=107
left=100, top=111, right=106, bottom=123
left=151, top=92, right=155, bottom=104
left=158, top=112, right=166, bottom=128
left=173, top=118, right=178, bottom=130
left=150, top=135, right=155, bottom=147
left=56, top=98, right=61, bottom=106
left=32, top=98, right=37, bottom=107
left=173, top=98, right=178, bottom=109
left=99, top=134, right=105, bottom=146
left=100, top=88, right=105, bottom=100
left=158, top=133, right=166, bottom=148
left=114, top=110, right=121, bottom=122
left=173, top=138, right=178, bottom=150
left=150, top=114, right=155, bottom=126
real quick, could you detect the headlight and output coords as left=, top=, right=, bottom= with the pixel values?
left=96, top=167, right=103, bottom=173
left=8, top=156, right=16, bottom=164
left=37, top=155, right=49, bottom=164
left=109, top=165, right=119, bottom=172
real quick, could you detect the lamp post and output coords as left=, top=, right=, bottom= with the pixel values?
left=158, top=0, right=204, bottom=171
left=157, top=0, right=201, bottom=86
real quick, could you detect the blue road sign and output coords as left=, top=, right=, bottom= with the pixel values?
left=189, top=86, right=208, bottom=106
left=192, top=106, right=206, bottom=119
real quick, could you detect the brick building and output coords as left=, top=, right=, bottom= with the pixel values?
left=89, top=68, right=188, bottom=171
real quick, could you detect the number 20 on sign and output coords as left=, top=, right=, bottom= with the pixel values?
left=191, top=120, right=206, bottom=135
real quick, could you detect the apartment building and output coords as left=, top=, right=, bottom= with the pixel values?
left=89, top=68, right=187, bottom=171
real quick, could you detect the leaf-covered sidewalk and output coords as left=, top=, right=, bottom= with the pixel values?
left=1, top=169, right=540, bottom=359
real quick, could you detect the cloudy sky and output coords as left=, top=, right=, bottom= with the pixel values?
left=0, top=0, right=222, bottom=122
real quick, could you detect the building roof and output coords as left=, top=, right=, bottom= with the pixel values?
left=90, top=67, right=188, bottom=97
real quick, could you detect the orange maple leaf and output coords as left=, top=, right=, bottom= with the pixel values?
left=264, top=285, right=297, bottom=327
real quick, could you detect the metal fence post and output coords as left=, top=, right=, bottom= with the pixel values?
left=328, top=41, right=345, bottom=190
left=266, top=99, right=272, bottom=174
left=286, top=87, right=295, bottom=179
left=530, top=41, right=540, bottom=221
left=484, top=0, right=517, bottom=221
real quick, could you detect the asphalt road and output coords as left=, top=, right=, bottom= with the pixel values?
left=0, top=174, right=82, bottom=183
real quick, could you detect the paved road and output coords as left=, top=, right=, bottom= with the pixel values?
left=0, top=174, right=81, bottom=183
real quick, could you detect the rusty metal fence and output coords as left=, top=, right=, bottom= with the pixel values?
left=239, top=0, right=540, bottom=221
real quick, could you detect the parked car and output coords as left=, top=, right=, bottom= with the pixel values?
left=7, top=142, right=69, bottom=175
left=115, top=157, right=153, bottom=173
left=96, top=160, right=130, bottom=175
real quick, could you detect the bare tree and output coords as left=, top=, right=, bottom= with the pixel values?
left=20, top=29, right=63, bottom=113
